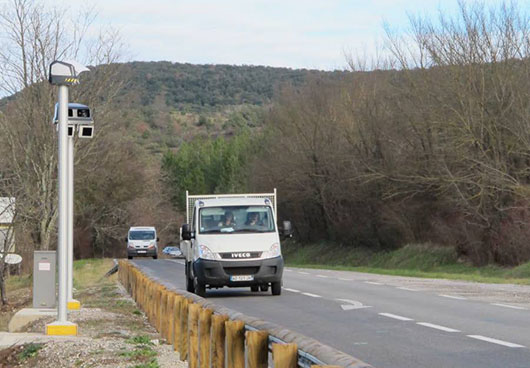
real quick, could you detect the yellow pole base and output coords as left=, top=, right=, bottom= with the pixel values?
left=46, top=321, right=78, bottom=336
left=67, top=300, right=81, bottom=310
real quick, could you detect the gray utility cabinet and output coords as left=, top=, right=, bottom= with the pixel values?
left=33, top=251, right=56, bottom=308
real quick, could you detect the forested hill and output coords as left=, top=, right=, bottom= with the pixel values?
left=120, top=61, right=342, bottom=109
left=103, top=61, right=346, bottom=152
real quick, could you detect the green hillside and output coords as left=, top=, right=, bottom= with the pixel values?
left=107, top=62, right=345, bottom=153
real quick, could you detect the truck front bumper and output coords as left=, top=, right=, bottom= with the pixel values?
left=193, top=256, right=283, bottom=287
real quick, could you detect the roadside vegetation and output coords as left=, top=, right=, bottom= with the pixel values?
left=284, top=242, right=530, bottom=285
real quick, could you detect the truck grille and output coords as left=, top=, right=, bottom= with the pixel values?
left=224, top=267, right=260, bottom=275
left=220, top=252, right=262, bottom=259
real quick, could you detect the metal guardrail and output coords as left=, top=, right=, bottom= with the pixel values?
left=245, top=324, right=326, bottom=368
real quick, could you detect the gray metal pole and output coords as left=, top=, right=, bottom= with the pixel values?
left=57, top=85, right=68, bottom=323
left=67, top=135, right=74, bottom=304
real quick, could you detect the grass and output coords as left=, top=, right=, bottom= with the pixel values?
left=17, top=343, right=43, bottom=361
left=283, top=242, right=530, bottom=285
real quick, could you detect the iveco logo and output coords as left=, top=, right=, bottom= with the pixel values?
left=231, top=252, right=251, bottom=258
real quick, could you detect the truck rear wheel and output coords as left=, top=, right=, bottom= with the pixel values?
left=260, top=284, right=269, bottom=292
left=271, top=281, right=281, bottom=296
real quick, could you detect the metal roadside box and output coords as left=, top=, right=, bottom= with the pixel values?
left=33, top=251, right=56, bottom=308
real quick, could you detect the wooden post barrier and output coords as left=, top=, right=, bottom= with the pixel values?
left=167, top=292, right=176, bottom=345
left=179, top=298, right=190, bottom=361
left=155, top=286, right=162, bottom=332
left=188, top=303, right=201, bottom=368
left=199, top=308, right=213, bottom=368
left=226, top=320, right=245, bottom=368
left=172, top=295, right=184, bottom=352
left=247, top=330, right=269, bottom=368
left=211, top=314, right=229, bottom=368
left=160, top=289, right=168, bottom=339
left=272, top=343, right=298, bottom=368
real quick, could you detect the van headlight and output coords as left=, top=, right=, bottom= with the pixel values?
left=262, top=243, right=281, bottom=259
left=199, top=245, right=220, bottom=260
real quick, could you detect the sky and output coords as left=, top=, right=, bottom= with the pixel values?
left=41, top=0, right=527, bottom=70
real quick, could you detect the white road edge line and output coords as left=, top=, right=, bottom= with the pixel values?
left=491, top=303, right=527, bottom=310
left=284, top=269, right=292, bottom=272
left=416, top=322, right=460, bottom=332
left=302, top=292, right=322, bottom=298
left=175, top=260, right=185, bottom=265
left=467, top=335, right=525, bottom=348
left=283, top=288, right=301, bottom=293
left=298, top=272, right=310, bottom=275
left=378, top=313, right=413, bottom=321
left=439, top=294, right=467, bottom=300
left=397, top=287, right=419, bottom=291
left=365, top=281, right=383, bottom=285
left=316, top=275, right=329, bottom=278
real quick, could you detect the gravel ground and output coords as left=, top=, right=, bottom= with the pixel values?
left=1, top=283, right=187, bottom=368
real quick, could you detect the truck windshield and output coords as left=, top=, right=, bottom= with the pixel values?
left=129, top=231, right=155, bottom=240
left=199, top=206, right=275, bottom=234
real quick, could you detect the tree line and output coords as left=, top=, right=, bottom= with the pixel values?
left=164, top=1, right=530, bottom=266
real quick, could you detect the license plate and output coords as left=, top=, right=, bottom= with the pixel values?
left=230, top=275, right=254, bottom=281
left=137, top=250, right=146, bottom=254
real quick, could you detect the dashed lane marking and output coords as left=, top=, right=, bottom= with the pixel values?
left=338, top=278, right=353, bottom=281
left=378, top=313, right=413, bottom=321
left=283, top=288, right=301, bottom=293
left=491, top=303, right=527, bottom=310
left=439, top=294, right=467, bottom=300
left=302, top=292, right=322, bottom=298
left=284, top=269, right=292, bottom=272
left=416, top=322, right=460, bottom=332
left=316, top=275, right=329, bottom=278
left=298, top=272, right=310, bottom=275
left=397, top=287, right=419, bottom=291
left=365, top=281, right=383, bottom=285
left=467, top=335, right=525, bottom=348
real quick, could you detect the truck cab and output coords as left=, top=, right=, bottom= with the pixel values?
left=180, top=190, right=292, bottom=297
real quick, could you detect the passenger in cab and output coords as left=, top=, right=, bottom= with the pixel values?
left=245, top=212, right=260, bottom=226
left=218, top=211, right=236, bottom=228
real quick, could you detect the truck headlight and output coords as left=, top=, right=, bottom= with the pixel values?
left=262, top=243, right=281, bottom=258
left=199, top=245, right=220, bottom=260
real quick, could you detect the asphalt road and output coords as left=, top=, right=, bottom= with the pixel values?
left=131, top=259, right=530, bottom=368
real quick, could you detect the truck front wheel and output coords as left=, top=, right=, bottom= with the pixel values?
left=185, top=263, right=194, bottom=292
left=194, top=277, right=206, bottom=298
left=271, top=281, right=282, bottom=296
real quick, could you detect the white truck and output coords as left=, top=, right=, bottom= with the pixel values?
left=180, top=190, right=292, bottom=297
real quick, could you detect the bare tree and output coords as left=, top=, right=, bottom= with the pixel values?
left=0, top=0, right=128, bottom=253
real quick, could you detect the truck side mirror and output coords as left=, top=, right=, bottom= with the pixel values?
left=281, top=220, right=293, bottom=239
left=181, top=224, right=193, bottom=240
left=157, top=237, right=160, bottom=242
left=124, top=237, right=128, bottom=242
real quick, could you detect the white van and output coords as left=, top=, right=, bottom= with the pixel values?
left=180, top=190, right=292, bottom=297
left=126, top=226, right=159, bottom=259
